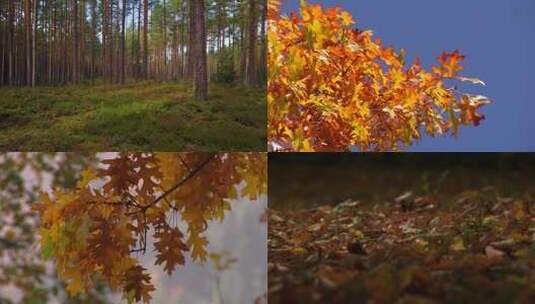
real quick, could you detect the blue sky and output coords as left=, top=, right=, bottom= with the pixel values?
left=281, top=0, right=535, bottom=151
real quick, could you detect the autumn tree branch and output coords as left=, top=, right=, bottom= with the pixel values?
left=86, top=153, right=217, bottom=218
left=143, top=153, right=216, bottom=210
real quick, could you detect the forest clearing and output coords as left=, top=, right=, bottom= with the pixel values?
left=269, top=154, right=535, bottom=303
left=0, top=82, right=265, bottom=150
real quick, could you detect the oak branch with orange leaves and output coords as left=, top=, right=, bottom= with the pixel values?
left=268, top=0, right=491, bottom=151
left=34, top=152, right=266, bottom=303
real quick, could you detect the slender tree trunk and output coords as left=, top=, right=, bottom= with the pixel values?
left=180, top=1, right=186, bottom=78
left=91, top=0, right=96, bottom=83
left=1, top=18, right=5, bottom=86
left=7, top=0, right=14, bottom=85
left=217, top=0, right=222, bottom=50
left=172, top=11, right=178, bottom=80
left=186, top=0, right=195, bottom=81
left=112, top=1, right=117, bottom=83
left=25, top=0, right=31, bottom=85
left=162, top=0, right=167, bottom=81
left=137, top=0, right=141, bottom=79
left=131, top=0, right=136, bottom=78
left=192, top=0, right=207, bottom=100
left=239, top=1, right=246, bottom=81
left=51, top=2, right=57, bottom=83
left=143, top=0, right=148, bottom=80
left=246, top=0, right=256, bottom=86
left=73, top=0, right=78, bottom=83
left=80, top=0, right=85, bottom=80
left=103, top=0, right=108, bottom=82
left=47, top=0, right=52, bottom=83
left=121, top=0, right=126, bottom=84
left=114, top=3, right=120, bottom=83
left=31, top=0, right=37, bottom=86
left=62, top=2, right=67, bottom=83
left=106, top=0, right=113, bottom=82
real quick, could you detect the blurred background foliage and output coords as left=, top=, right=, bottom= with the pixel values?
left=269, top=153, right=535, bottom=209
left=0, top=153, right=110, bottom=304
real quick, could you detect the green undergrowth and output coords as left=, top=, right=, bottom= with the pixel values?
left=0, top=80, right=266, bottom=151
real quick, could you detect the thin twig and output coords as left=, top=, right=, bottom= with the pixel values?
left=132, top=154, right=216, bottom=215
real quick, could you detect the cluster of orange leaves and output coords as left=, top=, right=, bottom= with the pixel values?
left=268, top=0, right=490, bottom=151
left=34, top=152, right=266, bottom=303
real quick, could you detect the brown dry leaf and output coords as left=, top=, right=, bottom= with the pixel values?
left=307, top=223, right=323, bottom=232
left=485, top=245, right=505, bottom=259
left=271, top=213, right=285, bottom=223
left=450, top=237, right=466, bottom=251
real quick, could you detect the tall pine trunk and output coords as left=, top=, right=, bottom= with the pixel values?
left=73, top=0, right=78, bottom=84
left=25, top=0, right=31, bottom=85
left=143, top=0, right=148, bottom=79
left=162, top=0, right=167, bottom=81
left=31, top=0, right=37, bottom=86
left=180, top=1, right=186, bottom=78
left=90, top=0, right=96, bottom=83
left=191, top=0, right=207, bottom=100
left=80, top=0, right=85, bottom=80
left=186, top=0, right=195, bottom=81
left=1, top=7, right=3, bottom=84
left=131, top=0, right=136, bottom=79
left=7, top=0, right=14, bottom=85
left=239, top=1, right=246, bottom=81
left=103, top=0, right=108, bottom=82
left=246, top=0, right=257, bottom=86
left=137, top=0, right=141, bottom=78
left=121, top=0, right=126, bottom=84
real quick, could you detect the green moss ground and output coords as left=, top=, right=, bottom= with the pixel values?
left=0, top=81, right=266, bottom=151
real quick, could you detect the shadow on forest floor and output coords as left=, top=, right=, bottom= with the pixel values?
left=0, top=81, right=266, bottom=151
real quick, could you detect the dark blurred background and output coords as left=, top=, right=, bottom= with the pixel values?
left=269, top=153, right=535, bottom=209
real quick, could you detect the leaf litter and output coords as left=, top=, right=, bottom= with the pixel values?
left=269, top=190, right=535, bottom=303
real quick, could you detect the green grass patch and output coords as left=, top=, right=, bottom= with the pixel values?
left=0, top=81, right=266, bottom=151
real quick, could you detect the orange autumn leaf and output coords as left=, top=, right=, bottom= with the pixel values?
left=434, top=50, right=466, bottom=77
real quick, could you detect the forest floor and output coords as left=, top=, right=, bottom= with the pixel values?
left=0, top=81, right=266, bottom=151
left=269, top=191, right=535, bottom=303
